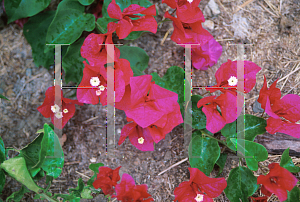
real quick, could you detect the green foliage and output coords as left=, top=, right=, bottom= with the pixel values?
left=0, top=94, right=9, bottom=100
left=150, top=66, right=185, bottom=119
left=118, top=45, right=149, bottom=76
left=215, top=153, right=227, bottom=177
left=190, top=95, right=206, bottom=130
left=0, top=157, right=42, bottom=193
left=78, top=0, right=94, bottom=6
left=54, top=193, right=81, bottom=202
left=224, top=166, right=259, bottom=202
left=6, top=185, right=31, bottom=202
left=124, top=31, right=144, bottom=40
left=284, top=186, right=300, bottom=202
left=0, top=169, right=5, bottom=194
left=228, top=138, right=268, bottom=171
left=87, top=162, right=104, bottom=186
left=62, top=38, right=85, bottom=84
left=280, top=148, right=300, bottom=173
left=188, top=131, right=220, bottom=176
left=221, top=114, right=267, bottom=141
left=45, top=0, right=95, bottom=53
left=4, top=0, right=51, bottom=23
left=69, top=178, right=85, bottom=197
left=0, top=136, right=5, bottom=163
left=23, top=10, right=56, bottom=69
left=96, top=17, right=116, bottom=33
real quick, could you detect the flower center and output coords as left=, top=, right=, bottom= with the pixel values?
left=227, top=76, right=238, bottom=86
left=270, top=177, right=278, bottom=184
left=195, top=194, right=204, bottom=202
left=138, top=137, right=144, bottom=144
left=55, top=112, right=63, bottom=119
left=96, top=85, right=106, bottom=96
left=90, top=77, right=100, bottom=87
left=63, top=109, right=68, bottom=113
left=51, top=104, right=60, bottom=113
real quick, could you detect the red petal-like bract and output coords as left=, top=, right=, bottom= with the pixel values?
left=257, top=75, right=281, bottom=109
left=93, top=166, right=121, bottom=196
left=257, top=163, right=298, bottom=201
left=250, top=196, right=269, bottom=202
left=266, top=117, right=300, bottom=139
left=37, top=86, right=83, bottom=129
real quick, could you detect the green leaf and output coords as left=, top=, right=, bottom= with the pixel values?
left=69, top=178, right=85, bottom=197
left=284, top=186, right=300, bottom=202
left=0, top=169, right=5, bottom=194
left=87, top=163, right=104, bottom=186
left=221, top=114, right=267, bottom=141
left=45, top=0, right=95, bottom=53
left=6, top=185, right=31, bottom=202
left=0, top=94, right=9, bottom=100
left=40, top=123, right=64, bottom=178
left=102, top=0, right=153, bottom=18
left=62, top=38, right=85, bottom=84
left=0, top=136, right=5, bottom=163
left=150, top=66, right=185, bottom=120
left=228, top=138, right=268, bottom=171
left=280, top=148, right=300, bottom=173
left=81, top=187, right=93, bottom=199
left=54, top=193, right=81, bottom=202
left=190, top=95, right=206, bottom=130
left=124, top=31, right=144, bottom=40
left=4, top=0, right=51, bottom=23
left=188, top=131, right=220, bottom=176
left=33, top=191, right=52, bottom=200
left=224, top=166, right=259, bottom=202
left=96, top=17, right=117, bottom=33
left=215, top=153, right=227, bottom=177
left=78, top=0, right=94, bottom=6
left=0, top=157, right=42, bottom=193
left=23, top=10, right=56, bottom=69
left=118, top=45, right=149, bottom=76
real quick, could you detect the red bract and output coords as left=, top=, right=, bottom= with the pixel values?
left=174, top=168, right=227, bottom=202
left=113, top=173, right=153, bottom=202
left=80, top=29, right=119, bottom=67
left=93, top=166, right=121, bottom=195
left=192, top=38, right=222, bottom=70
left=117, top=75, right=183, bottom=129
left=257, top=75, right=281, bottom=109
left=164, top=11, right=212, bottom=45
left=37, top=86, right=83, bottom=129
left=107, top=0, right=157, bottom=39
left=197, top=91, right=237, bottom=133
left=92, top=0, right=103, bottom=20
left=207, top=59, right=261, bottom=94
left=257, top=163, right=298, bottom=201
left=250, top=196, right=268, bottom=202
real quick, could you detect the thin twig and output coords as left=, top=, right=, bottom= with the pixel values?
left=158, top=158, right=188, bottom=176
left=234, top=0, right=256, bottom=13
left=277, top=63, right=300, bottom=83
left=75, top=171, right=91, bottom=179
left=82, top=116, right=99, bottom=124
left=160, top=27, right=173, bottom=45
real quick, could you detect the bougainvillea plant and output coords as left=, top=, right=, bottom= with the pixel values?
left=0, top=0, right=299, bottom=201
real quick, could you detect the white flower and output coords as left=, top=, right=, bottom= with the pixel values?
left=51, top=104, right=60, bottom=113
left=99, top=85, right=105, bottom=91
left=138, top=137, right=144, bottom=144
left=227, top=76, right=238, bottom=86
left=187, top=0, right=193, bottom=3
left=96, top=90, right=102, bottom=96
left=90, top=77, right=100, bottom=87
left=194, top=194, right=204, bottom=202
left=63, top=109, right=68, bottom=113
left=55, top=112, right=63, bottom=119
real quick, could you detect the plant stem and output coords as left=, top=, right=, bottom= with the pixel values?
left=95, top=22, right=105, bottom=34
left=157, top=19, right=171, bottom=26
left=39, top=192, right=59, bottom=202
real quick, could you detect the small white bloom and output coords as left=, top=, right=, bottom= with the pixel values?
left=195, top=194, right=204, bottom=202
left=96, top=90, right=102, bottom=96
left=99, top=85, right=105, bottom=91
left=227, top=76, right=238, bottom=86
left=90, top=157, right=97, bottom=163
left=187, top=0, right=193, bottom=3
left=90, top=77, right=100, bottom=87
left=51, top=104, right=60, bottom=113
left=63, top=109, right=68, bottom=113
left=138, top=137, right=144, bottom=144
left=55, top=112, right=63, bottom=119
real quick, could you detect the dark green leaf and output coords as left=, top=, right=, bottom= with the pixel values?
left=32, top=168, right=45, bottom=182
left=188, top=131, right=220, bottom=176
left=228, top=138, right=268, bottom=171
left=216, top=153, right=227, bottom=177
left=0, top=169, right=5, bottom=194
left=62, top=38, right=85, bottom=84
left=190, top=95, right=206, bottom=130
left=40, top=123, right=64, bottom=178
left=124, top=31, right=144, bottom=40
left=96, top=17, right=117, bottom=33
left=118, top=45, right=149, bottom=76
left=224, top=166, right=259, bottom=202
left=221, top=114, right=267, bottom=141
left=0, top=94, right=9, bottom=100
left=69, top=178, right=85, bottom=197
left=284, top=186, right=300, bottom=202
left=23, top=10, right=56, bottom=69
left=33, top=191, right=52, bottom=200
left=78, top=0, right=94, bottom=6
left=54, top=193, right=81, bottom=202
left=46, top=175, right=54, bottom=185
left=6, top=185, right=31, bottom=202
left=4, top=0, right=51, bottom=23
left=280, top=148, right=300, bottom=173
left=0, top=136, right=5, bottom=163
left=0, top=157, right=42, bottom=193
left=150, top=66, right=185, bottom=120
left=45, top=0, right=95, bottom=53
